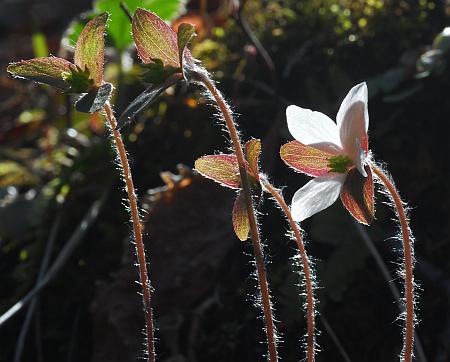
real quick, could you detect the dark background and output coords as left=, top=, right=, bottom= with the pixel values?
left=1, top=0, right=449, bottom=361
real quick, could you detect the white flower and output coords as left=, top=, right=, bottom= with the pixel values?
left=280, top=82, right=375, bottom=224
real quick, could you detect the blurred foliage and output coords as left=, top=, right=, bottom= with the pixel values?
left=64, top=0, right=184, bottom=51
left=1, top=0, right=449, bottom=361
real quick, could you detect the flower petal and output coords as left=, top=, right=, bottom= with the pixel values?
left=286, top=105, right=342, bottom=152
left=194, top=154, right=240, bottom=189
left=232, top=192, right=250, bottom=241
left=291, top=173, right=347, bottom=222
left=74, top=13, right=108, bottom=87
left=340, top=165, right=374, bottom=225
left=280, top=140, right=338, bottom=177
left=336, top=82, right=369, bottom=158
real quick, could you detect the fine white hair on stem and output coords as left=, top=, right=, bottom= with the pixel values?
left=371, top=162, right=417, bottom=361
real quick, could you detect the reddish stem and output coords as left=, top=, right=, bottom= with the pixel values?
left=197, top=71, right=278, bottom=362
left=104, top=103, right=155, bottom=362
left=261, top=178, right=316, bottom=362
left=372, top=164, right=414, bottom=362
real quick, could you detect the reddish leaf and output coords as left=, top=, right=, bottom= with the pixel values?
left=244, top=139, right=261, bottom=178
left=340, top=165, right=374, bottom=225
left=132, top=8, right=180, bottom=68
left=194, top=154, right=240, bottom=189
left=7, top=57, right=74, bottom=91
left=74, top=13, right=108, bottom=87
left=280, top=140, right=336, bottom=177
left=232, top=192, right=250, bottom=241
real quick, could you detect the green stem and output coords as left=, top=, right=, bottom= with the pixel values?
left=261, top=178, right=316, bottom=362
left=196, top=71, right=278, bottom=362
left=371, top=164, right=414, bottom=362
left=104, top=103, right=155, bottom=362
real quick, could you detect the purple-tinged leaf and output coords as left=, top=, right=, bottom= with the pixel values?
left=232, top=192, right=250, bottom=241
left=74, top=13, right=108, bottom=87
left=280, top=140, right=335, bottom=177
left=75, top=82, right=113, bottom=113
left=340, top=165, right=374, bottom=225
left=176, top=23, right=195, bottom=75
left=195, top=154, right=241, bottom=189
left=244, top=139, right=261, bottom=178
left=7, top=57, right=74, bottom=91
left=118, top=73, right=182, bottom=129
left=132, top=8, right=179, bottom=68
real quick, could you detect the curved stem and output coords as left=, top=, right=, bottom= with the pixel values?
left=196, top=71, right=278, bottom=362
left=371, top=164, right=414, bottom=362
left=261, top=178, right=315, bottom=362
left=104, top=103, right=155, bottom=362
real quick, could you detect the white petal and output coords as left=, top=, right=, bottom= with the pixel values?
left=336, top=83, right=369, bottom=173
left=291, top=174, right=347, bottom=222
left=286, top=105, right=342, bottom=152
left=337, top=82, right=369, bottom=134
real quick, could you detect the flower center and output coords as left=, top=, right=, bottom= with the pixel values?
left=327, top=155, right=353, bottom=173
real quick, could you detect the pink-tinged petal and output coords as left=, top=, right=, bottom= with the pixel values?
left=340, top=165, right=374, bottom=225
left=7, top=57, right=74, bottom=90
left=280, top=140, right=338, bottom=177
left=74, top=13, right=108, bottom=87
left=132, top=8, right=180, bottom=68
left=244, top=138, right=261, bottom=178
left=232, top=192, right=250, bottom=241
left=337, top=82, right=369, bottom=157
left=286, top=105, right=342, bottom=153
left=291, top=173, right=347, bottom=222
left=194, top=154, right=240, bottom=189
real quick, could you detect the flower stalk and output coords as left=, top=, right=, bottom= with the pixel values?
left=371, top=163, right=414, bottom=362
left=195, top=70, right=278, bottom=362
left=261, top=177, right=316, bottom=362
left=104, top=103, right=155, bottom=362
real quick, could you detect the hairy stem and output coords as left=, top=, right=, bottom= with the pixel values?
left=104, top=103, right=155, bottom=362
left=261, top=178, right=315, bottom=362
left=371, top=164, right=414, bottom=362
left=196, top=71, right=278, bottom=362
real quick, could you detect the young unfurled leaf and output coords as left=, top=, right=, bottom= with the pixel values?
left=118, top=73, right=182, bottom=128
left=7, top=57, right=74, bottom=91
left=132, top=8, right=179, bottom=68
left=141, top=59, right=180, bottom=85
left=280, top=140, right=335, bottom=177
left=244, top=139, right=261, bottom=178
left=74, top=12, right=108, bottom=86
left=232, top=192, right=250, bottom=241
left=340, top=165, right=374, bottom=225
left=75, top=82, right=113, bottom=113
left=194, top=154, right=241, bottom=189
left=176, top=23, right=195, bottom=74
left=61, top=66, right=93, bottom=93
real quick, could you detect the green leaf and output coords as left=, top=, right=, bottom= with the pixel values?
left=32, top=32, right=49, bottom=58
left=74, top=13, right=108, bottom=87
left=232, top=192, right=250, bottom=241
left=176, top=22, right=196, bottom=73
left=195, top=154, right=241, bottom=189
left=118, top=73, right=182, bottom=128
left=132, top=8, right=179, bottom=67
left=95, top=0, right=184, bottom=52
left=7, top=57, right=74, bottom=91
left=75, top=82, right=113, bottom=113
